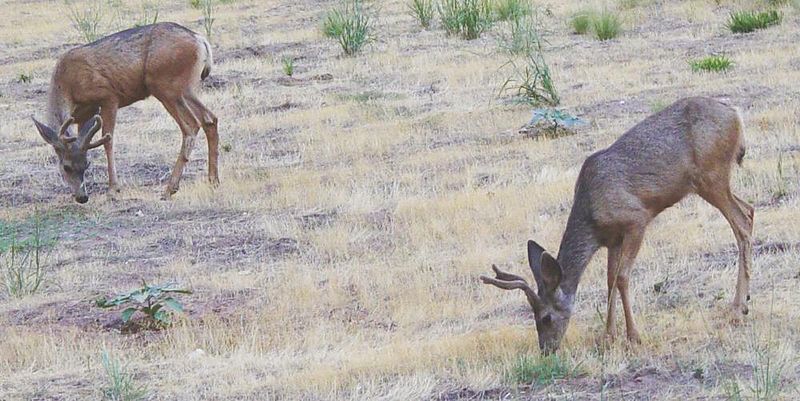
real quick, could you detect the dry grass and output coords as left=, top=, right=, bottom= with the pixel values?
left=1, top=0, right=799, bottom=400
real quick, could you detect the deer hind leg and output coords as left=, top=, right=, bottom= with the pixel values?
left=184, top=93, right=219, bottom=187
left=700, top=190, right=754, bottom=316
left=158, top=95, right=201, bottom=199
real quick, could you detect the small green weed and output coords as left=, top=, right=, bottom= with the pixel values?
left=593, top=10, right=621, bottom=40
left=96, top=281, right=191, bottom=327
left=690, top=55, right=733, bottom=72
left=101, top=351, right=148, bottom=401
left=727, top=10, right=781, bottom=33
left=17, top=73, right=33, bottom=84
left=281, top=56, right=295, bottom=76
left=408, top=0, right=435, bottom=28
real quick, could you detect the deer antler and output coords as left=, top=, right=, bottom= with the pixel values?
left=79, top=115, right=109, bottom=150
left=480, top=264, right=541, bottom=308
left=59, top=117, right=77, bottom=143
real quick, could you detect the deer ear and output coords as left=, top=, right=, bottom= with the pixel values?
left=540, top=252, right=562, bottom=292
left=527, top=240, right=546, bottom=288
left=32, top=117, right=60, bottom=147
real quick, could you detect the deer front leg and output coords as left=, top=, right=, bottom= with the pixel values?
left=605, top=245, right=622, bottom=343
left=100, top=103, right=120, bottom=194
left=617, top=228, right=645, bottom=344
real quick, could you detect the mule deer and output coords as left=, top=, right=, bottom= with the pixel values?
left=31, top=22, right=218, bottom=203
left=481, top=97, right=754, bottom=353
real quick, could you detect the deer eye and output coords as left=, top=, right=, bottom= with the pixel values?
left=540, top=314, right=553, bottom=325
left=63, top=165, right=73, bottom=173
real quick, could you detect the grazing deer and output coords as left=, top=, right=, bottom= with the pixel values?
left=31, top=22, right=218, bottom=203
left=481, top=97, right=754, bottom=353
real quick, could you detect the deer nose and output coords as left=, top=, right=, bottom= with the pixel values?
left=75, top=195, right=89, bottom=204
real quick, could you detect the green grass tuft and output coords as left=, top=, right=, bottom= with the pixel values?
left=690, top=55, right=733, bottom=73
left=727, top=10, right=781, bottom=34
left=322, top=0, right=374, bottom=56
left=507, top=354, right=574, bottom=386
left=438, top=0, right=493, bottom=40
left=408, top=0, right=435, bottom=28
left=493, top=0, right=531, bottom=22
left=593, top=10, right=621, bottom=40
left=570, top=11, right=592, bottom=34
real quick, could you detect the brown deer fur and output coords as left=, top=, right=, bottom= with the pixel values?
left=481, top=97, right=754, bottom=353
left=32, top=22, right=218, bottom=203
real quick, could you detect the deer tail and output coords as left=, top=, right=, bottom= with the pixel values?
left=198, top=36, right=213, bottom=81
left=735, top=107, right=746, bottom=166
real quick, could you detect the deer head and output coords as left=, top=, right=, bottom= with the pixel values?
left=480, top=240, right=573, bottom=353
left=32, top=115, right=110, bottom=203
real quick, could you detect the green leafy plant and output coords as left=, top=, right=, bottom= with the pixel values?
left=101, top=351, right=148, bottom=401
left=190, top=0, right=202, bottom=8
left=727, top=10, right=781, bottom=33
left=500, top=36, right=559, bottom=107
left=96, top=281, right=191, bottom=326
left=66, top=0, right=108, bottom=43
left=322, top=0, right=374, bottom=56
left=690, top=55, right=733, bottom=73
left=493, top=0, right=531, bottom=22
left=507, top=354, right=575, bottom=385
left=528, top=108, right=584, bottom=136
left=408, top=0, right=435, bottom=28
left=281, top=56, right=295, bottom=76
left=438, top=0, right=493, bottom=40
left=570, top=11, right=592, bottom=34
left=593, top=10, right=621, bottom=40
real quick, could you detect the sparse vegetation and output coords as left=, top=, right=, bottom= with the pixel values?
left=593, top=10, right=621, bottom=40
left=322, top=0, right=373, bottom=55
left=727, top=10, right=782, bottom=33
left=492, top=0, right=531, bottom=22
left=200, top=0, right=215, bottom=39
left=691, top=55, right=733, bottom=72
left=66, top=0, right=107, bottom=43
left=95, top=282, right=191, bottom=327
left=524, top=108, right=584, bottom=138
left=1, top=212, right=56, bottom=298
left=408, top=0, right=435, bottom=28
left=101, top=351, right=148, bottom=401
left=499, top=15, right=540, bottom=55
left=438, top=0, right=493, bottom=40
left=133, top=0, right=160, bottom=27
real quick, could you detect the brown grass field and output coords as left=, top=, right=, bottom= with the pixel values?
left=1, top=0, right=799, bottom=399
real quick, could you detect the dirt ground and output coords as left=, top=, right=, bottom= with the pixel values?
left=1, top=0, right=799, bottom=400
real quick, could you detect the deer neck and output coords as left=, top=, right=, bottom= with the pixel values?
left=46, top=82, right=71, bottom=129
left=556, top=210, right=600, bottom=299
